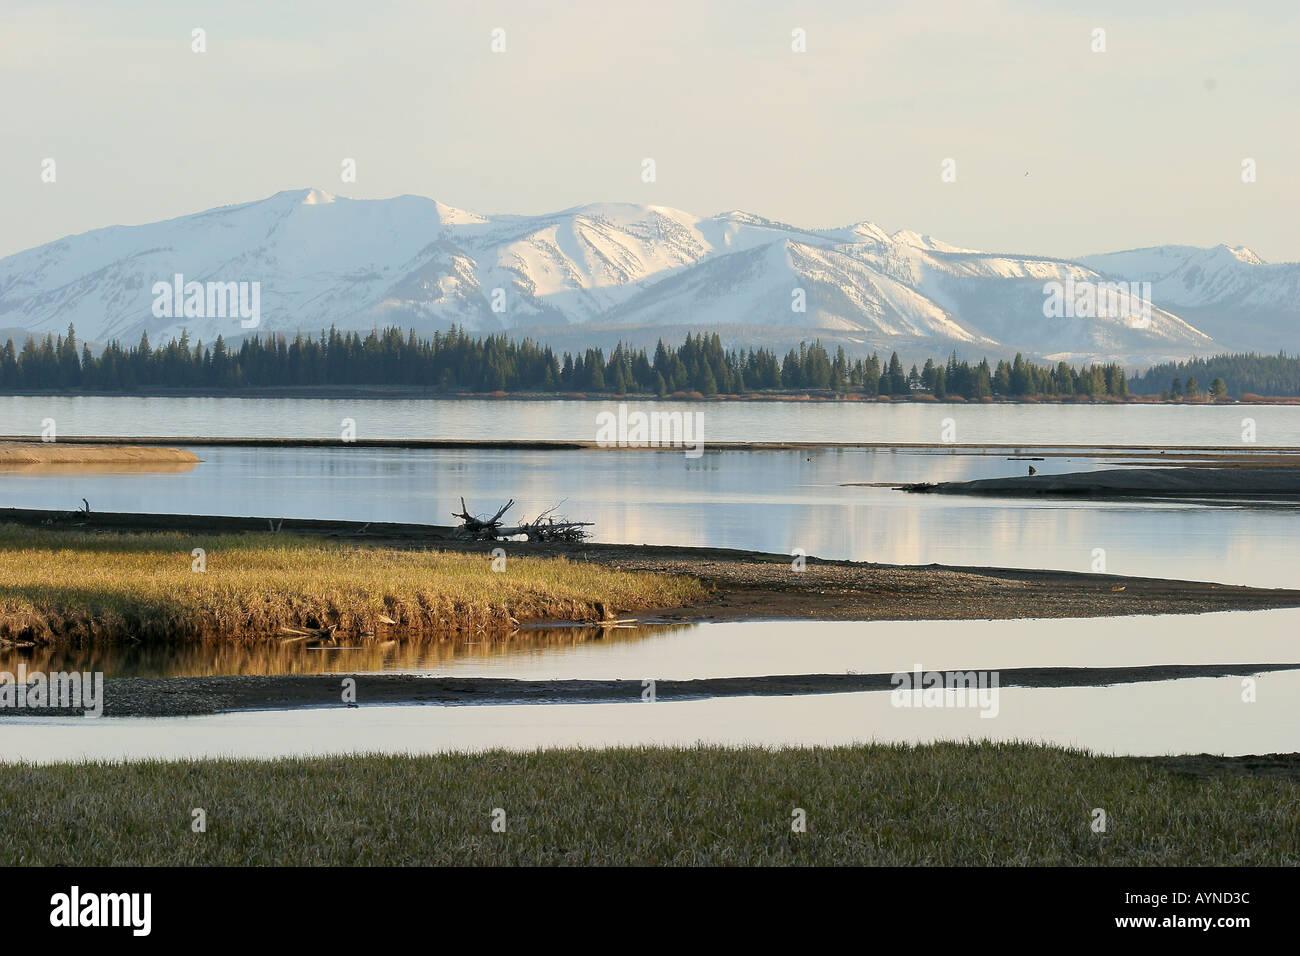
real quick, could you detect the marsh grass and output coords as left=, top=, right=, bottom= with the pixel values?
left=0, top=524, right=705, bottom=644
left=0, top=742, right=1294, bottom=865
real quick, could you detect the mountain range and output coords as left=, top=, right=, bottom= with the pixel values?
left=2, top=188, right=1294, bottom=365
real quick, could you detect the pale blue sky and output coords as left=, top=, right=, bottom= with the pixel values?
left=3, top=0, right=1297, bottom=260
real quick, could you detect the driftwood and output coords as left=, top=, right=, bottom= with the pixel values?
left=513, top=516, right=593, bottom=543
left=452, top=498, right=593, bottom=542
left=452, top=497, right=515, bottom=537
left=279, top=624, right=338, bottom=642
left=40, top=498, right=92, bottom=527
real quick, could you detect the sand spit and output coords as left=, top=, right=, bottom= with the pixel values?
left=901, top=466, right=1300, bottom=499
left=0, top=442, right=199, bottom=467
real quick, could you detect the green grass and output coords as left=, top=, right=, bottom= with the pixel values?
left=0, top=524, right=705, bottom=644
left=1, top=742, right=1295, bottom=865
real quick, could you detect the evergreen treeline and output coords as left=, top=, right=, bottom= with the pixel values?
left=1128, top=353, right=1300, bottom=398
left=0, top=324, right=1134, bottom=399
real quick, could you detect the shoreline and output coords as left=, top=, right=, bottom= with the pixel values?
left=5, top=386, right=1295, bottom=403
left=0, top=442, right=199, bottom=466
left=5, top=662, right=1299, bottom=718
left=7, top=508, right=1300, bottom=628
left=5, top=435, right=1300, bottom=455
left=902, top=464, right=1300, bottom=499
left=5, top=384, right=1300, bottom=406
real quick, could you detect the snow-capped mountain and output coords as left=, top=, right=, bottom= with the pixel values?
left=0, top=187, right=1276, bottom=363
left=1080, top=245, right=1300, bottom=353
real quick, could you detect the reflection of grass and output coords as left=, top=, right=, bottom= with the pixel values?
left=1, top=742, right=1296, bottom=865
left=0, top=623, right=688, bottom=677
left=0, top=525, right=704, bottom=644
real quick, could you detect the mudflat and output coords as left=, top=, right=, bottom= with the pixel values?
left=8, top=662, right=1300, bottom=718
left=901, top=465, right=1300, bottom=499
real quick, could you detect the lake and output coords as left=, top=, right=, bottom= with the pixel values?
left=8, top=610, right=1298, bottom=680
left=2, top=394, right=1298, bottom=446
left=5, top=672, right=1296, bottom=763
left=4, top=611, right=1297, bottom=760
left=3, top=443, right=1296, bottom=586
left=1, top=395, right=1298, bottom=762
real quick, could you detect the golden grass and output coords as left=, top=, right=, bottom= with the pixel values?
left=1, top=742, right=1296, bottom=865
left=0, top=442, right=199, bottom=465
left=0, top=524, right=705, bottom=644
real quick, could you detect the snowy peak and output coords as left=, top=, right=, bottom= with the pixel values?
left=1080, top=243, right=1295, bottom=309
left=1219, top=244, right=1264, bottom=266
left=889, top=230, right=977, bottom=254
left=261, top=187, right=334, bottom=208
left=431, top=200, right=487, bottom=225
left=712, top=210, right=791, bottom=230
left=1077, top=243, right=1299, bottom=352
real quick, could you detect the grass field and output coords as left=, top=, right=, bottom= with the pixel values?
left=0, top=524, right=705, bottom=644
left=1, top=742, right=1295, bottom=865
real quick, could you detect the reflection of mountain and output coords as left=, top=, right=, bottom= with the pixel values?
left=6, top=188, right=1286, bottom=364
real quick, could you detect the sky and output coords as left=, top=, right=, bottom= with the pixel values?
left=2, top=0, right=1298, bottom=261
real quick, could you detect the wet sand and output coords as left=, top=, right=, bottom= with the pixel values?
left=0, top=442, right=199, bottom=466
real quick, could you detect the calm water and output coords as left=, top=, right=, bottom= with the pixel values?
left=4, top=672, right=1297, bottom=762
left=8, top=611, right=1299, bottom=680
left=3, top=396, right=1298, bottom=762
left=4, top=444, right=1297, bottom=586
left=2, top=395, right=1298, bottom=446
left=4, top=612, right=1296, bottom=761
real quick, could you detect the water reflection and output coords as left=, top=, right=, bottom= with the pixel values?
left=0, top=624, right=676, bottom=679
left=6, top=611, right=1298, bottom=681
left=3, top=445, right=1298, bottom=586
left=4, top=671, right=1298, bottom=762
left=5, top=395, right=1300, bottom=446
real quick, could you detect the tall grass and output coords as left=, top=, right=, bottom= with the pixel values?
left=0, top=742, right=1294, bottom=865
left=0, top=524, right=705, bottom=644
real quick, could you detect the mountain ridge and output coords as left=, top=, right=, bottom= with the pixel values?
left=2, top=188, right=1293, bottom=364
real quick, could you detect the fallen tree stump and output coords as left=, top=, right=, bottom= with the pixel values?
left=452, top=498, right=593, bottom=542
